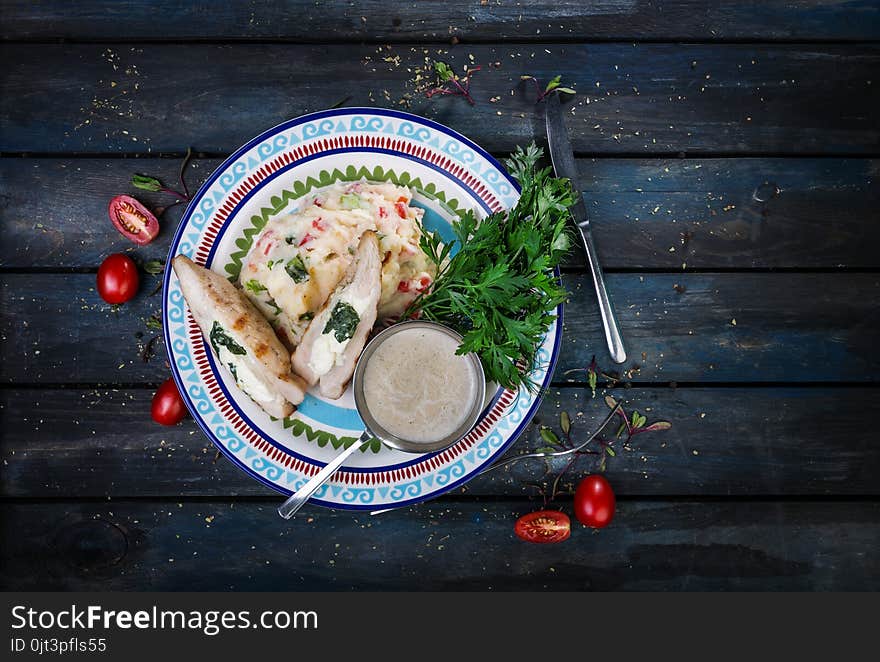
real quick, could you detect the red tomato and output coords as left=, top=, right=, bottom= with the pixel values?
left=574, top=475, right=616, bottom=528
left=96, top=253, right=139, bottom=304
left=514, top=510, right=571, bottom=544
left=151, top=378, right=188, bottom=426
left=394, top=202, right=408, bottom=219
left=108, top=195, right=159, bottom=245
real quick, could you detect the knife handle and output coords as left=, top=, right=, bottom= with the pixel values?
left=579, top=223, right=627, bottom=364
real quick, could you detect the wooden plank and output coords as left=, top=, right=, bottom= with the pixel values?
left=2, top=44, right=878, bottom=155
left=3, top=272, right=877, bottom=383
left=1, top=500, right=876, bottom=590
left=0, top=157, right=221, bottom=269
left=2, top=386, right=878, bottom=498
left=2, top=1, right=878, bottom=42
left=3, top=157, right=878, bottom=270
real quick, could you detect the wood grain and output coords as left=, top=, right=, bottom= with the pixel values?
left=2, top=1, right=878, bottom=42
left=2, top=157, right=878, bottom=270
left=2, top=44, right=878, bottom=155
left=1, top=386, right=877, bottom=498
left=2, top=272, right=877, bottom=383
left=1, top=500, right=876, bottom=590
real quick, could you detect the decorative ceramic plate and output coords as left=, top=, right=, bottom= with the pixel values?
left=163, top=108, right=562, bottom=510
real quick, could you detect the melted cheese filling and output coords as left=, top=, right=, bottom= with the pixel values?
left=217, top=346, right=277, bottom=407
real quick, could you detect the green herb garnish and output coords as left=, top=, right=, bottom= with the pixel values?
left=131, top=174, right=163, bottom=192
left=143, top=259, right=165, bottom=275
left=228, top=363, right=238, bottom=382
left=323, top=301, right=359, bottom=343
left=409, top=143, right=573, bottom=390
left=285, top=255, right=309, bottom=283
left=244, top=279, right=268, bottom=294
left=209, top=321, right=247, bottom=356
left=299, top=311, right=314, bottom=322
left=145, top=314, right=163, bottom=331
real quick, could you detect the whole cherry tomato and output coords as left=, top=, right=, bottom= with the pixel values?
left=151, top=378, right=188, bottom=426
left=109, top=195, right=159, bottom=245
left=574, top=475, right=616, bottom=528
left=96, top=253, right=139, bottom=304
left=514, top=510, right=571, bottom=544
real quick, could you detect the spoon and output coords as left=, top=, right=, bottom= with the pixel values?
left=278, top=321, right=486, bottom=520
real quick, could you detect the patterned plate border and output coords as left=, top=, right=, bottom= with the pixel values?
left=163, top=108, right=562, bottom=510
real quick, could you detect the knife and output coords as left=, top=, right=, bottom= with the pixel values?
left=545, top=93, right=627, bottom=364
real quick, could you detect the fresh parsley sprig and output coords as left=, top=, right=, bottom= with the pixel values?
left=410, top=143, right=574, bottom=390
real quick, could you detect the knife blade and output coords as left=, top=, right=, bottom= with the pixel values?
left=545, top=93, right=627, bottom=364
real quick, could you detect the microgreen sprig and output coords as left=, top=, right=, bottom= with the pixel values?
left=131, top=147, right=194, bottom=216
left=425, top=61, right=481, bottom=105
left=520, top=74, right=576, bottom=102
left=531, top=396, right=670, bottom=506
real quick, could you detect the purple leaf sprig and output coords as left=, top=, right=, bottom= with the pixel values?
left=131, top=147, right=194, bottom=216
left=529, top=397, right=671, bottom=506
left=425, top=61, right=481, bottom=105
left=563, top=354, right=599, bottom=397
left=520, top=74, right=576, bottom=103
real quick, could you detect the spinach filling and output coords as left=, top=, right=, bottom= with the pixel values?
left=210, top=321, right=247, bottom=356
left=285, top=255, right=309, bottom=283
left=323, top=301, right=360, bottom=343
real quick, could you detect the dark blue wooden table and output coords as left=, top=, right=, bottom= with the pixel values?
left=1, top=1, right=879, bottom=590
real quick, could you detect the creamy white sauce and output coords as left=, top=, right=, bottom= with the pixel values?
left=362, top=327, right=480, bottom=444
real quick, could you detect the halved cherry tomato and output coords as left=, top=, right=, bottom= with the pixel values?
left=97, top=253, right=139, bottom=304
left=514, top=510, right=571, bottom=544
left=108, top=195, right=159, bottom=245
left=151, top=378, right=188, bottom=426
left=574, top=475, right=616, bottom=528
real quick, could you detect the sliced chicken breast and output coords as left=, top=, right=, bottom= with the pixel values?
left=172, top=255, right=307, bottom=418
left=292, top=231, right=381, bottom=399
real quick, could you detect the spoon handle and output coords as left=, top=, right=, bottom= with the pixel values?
left=277, top=430, right=373, bottom=520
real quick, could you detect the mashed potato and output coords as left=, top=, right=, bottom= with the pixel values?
left=239, top=180, right=436, bottom=348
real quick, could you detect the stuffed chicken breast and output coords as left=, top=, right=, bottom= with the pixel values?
left=172, top=255, right=307, bottom=418
left=239, top=180, right=436, bottom=349
left=292, top=231, right=381, bottom=399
